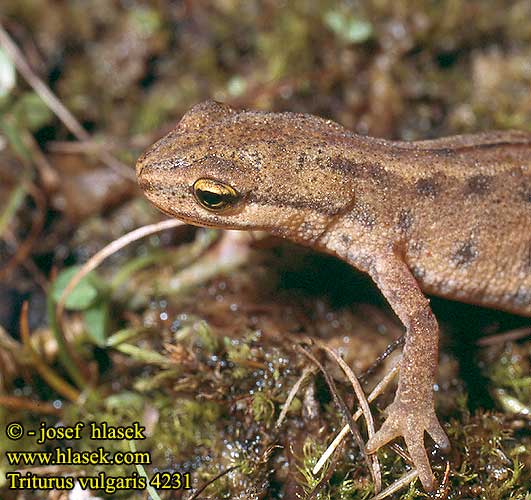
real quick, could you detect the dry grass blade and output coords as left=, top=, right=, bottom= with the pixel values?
left=319, top=343, right=382, bottom=493
left=0, top=23, right=135, bottom=181
left=56, top=219, right=183, bottom=321
left=369, top=469, right=418, bottom=500
left=187, top=465, right=239, bottom=500
left=275, top=365, right=316, bottom=430
left=360, top=336, right=404, bottom=381
left=296, top=344, right=374, bottom=482
left=19, top=302, right=80, bottom=402
left=313, top=363, right=399, bottom=476
left=433, top=461, right=451, bottom=500
left=305, top=441, right=345, bottom=500
left=22, top=130, right=60, bottom=189
left=52, top=219, right=183, bottom=388
left=477, top=326, right=531, bottom=346
left=0, top=395, right=61, bottom=415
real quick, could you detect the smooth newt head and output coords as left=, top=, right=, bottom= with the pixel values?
left=136, top=100, right=356, bottom=242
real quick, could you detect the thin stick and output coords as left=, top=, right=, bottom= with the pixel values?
left=319, top=343, right=375, bottom=437
left=434, top=461, right=451, bottom=499
left=319, top=343, right=381, bottom=493
left=369, top=469, right=418, bottom=500
left=306, top=441, right=345, bottom=500
left=360, top=336, right=404, bottom=381
left=187, top=465, right=239, bottom=500
left=0, top=23, right=135, bottom=181
left=52, top=219, right=182, bottom=388
left=56, top=219, right=183, bottom=321
left=0, top=395, right=61, bottom=415
left=297, top=345, right=373, bottom=477
left=21, top=128, right=60, bottom=189
left=477, top=326, right=531, bottom=346
left=312, top=363, right=399, bottom=476
left=275, top=366, right=315, bottom=430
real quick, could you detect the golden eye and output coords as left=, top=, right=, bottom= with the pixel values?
left=192, top=178, right=240, bottom=212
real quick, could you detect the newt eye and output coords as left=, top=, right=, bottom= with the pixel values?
left=192, top=178, right=240, bottom=212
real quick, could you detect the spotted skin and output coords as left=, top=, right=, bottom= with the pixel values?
left=136, top=100, right=531, bottom=491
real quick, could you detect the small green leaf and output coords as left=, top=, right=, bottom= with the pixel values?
left=115, top=343, right=172, bottom=366
left=52, top=266, right=100, bottom=311
left=323, top=11, right=373, bottom=44
left=105, top=391, right=144, bottom=413
left=0, top=118, right=32, bottom=161
left=83, top=302, right=109, bottom=346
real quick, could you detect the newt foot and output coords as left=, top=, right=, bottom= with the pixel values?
left=365, top=399, right=450, bottom=491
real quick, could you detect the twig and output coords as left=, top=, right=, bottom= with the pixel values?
left=359, top=336, right=404, bottom=381
left=319, top=343, right=382, bottom=493
left=369, top=469, right=418, bottom=500
left=312, top=363, right=400, bottom=476
left=56, top=219, right=183, bottom=324
left=52, top=220, right=181, bottom=390
left=477, top=327, right=531, bottom=346
left=0, top=395, right=61, bottom=415
left=275, top=366, right=316, bottom=430
left=187, top=465, right=239, bottom=500
left=0, top=23, right=135, bottom=181
left=296, top=345, right=373, bottom=478
left=305, top=441, right=345, bottom=500
left=47, top=139, right=117, bottom=154
left=23, top=130, right=60, bottom=188
left=433, top=461, right=451, bottom=500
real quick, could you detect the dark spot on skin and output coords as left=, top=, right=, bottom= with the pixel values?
left=411, top=265, right=426, bottom=280
left=397, top=209, right=413, bottom=232
left=327, top=157, right=360, bottom=174
left=432, top=148, right=453, bottom=156
left=524, top=189, right=531, bottom=203
left=513, top=286, right=531, bottom=307
left=299, top=221, right=314, bottom=234
left=509, top=166, right=525, bottom=177
left=346, top=250, right=373, bottom=272
left=341, top=234, right=352, bottom=246
left=452, top=240, right=478, bottom=267
left=327, top=157, right=387, bottom=184
left=465, top=174, right=491, bottom=195
left=415, top=177, right=440, bottom=198
left=349, top=202, right=376, bottom=229
left=409, top=240, right=423, bottom=254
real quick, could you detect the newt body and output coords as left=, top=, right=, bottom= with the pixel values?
left=136, top=100, right=531, bottom=490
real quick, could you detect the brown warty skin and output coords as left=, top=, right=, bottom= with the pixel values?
left=137, top=100, right=531, bottom=491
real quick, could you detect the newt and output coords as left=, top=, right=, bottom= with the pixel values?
left=136, top=100, right=531, bottom=491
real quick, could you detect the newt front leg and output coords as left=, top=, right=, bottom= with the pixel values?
left=363, top=254, right=450, bottom=491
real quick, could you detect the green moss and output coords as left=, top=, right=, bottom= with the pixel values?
left=251, top=391, right=275, bottom=424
